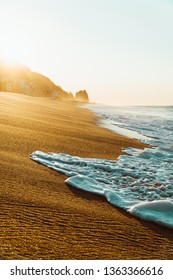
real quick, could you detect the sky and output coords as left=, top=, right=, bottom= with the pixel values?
left=0, top=0, right=173, bottom=105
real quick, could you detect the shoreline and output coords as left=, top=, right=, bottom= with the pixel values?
left=0, top=91, right=173, bottom=260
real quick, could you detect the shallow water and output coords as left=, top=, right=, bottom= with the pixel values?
left=31, top=105, right=173, bottom=229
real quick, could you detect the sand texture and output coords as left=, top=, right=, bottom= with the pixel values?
left=0, top=91, right=173, bottom=260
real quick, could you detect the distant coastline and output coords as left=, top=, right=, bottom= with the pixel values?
left=0, top=63, right=89, bottom=102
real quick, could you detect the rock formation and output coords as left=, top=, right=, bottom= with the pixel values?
left=0, top=63, right=83, bottom=101
left=75, top=90, right=89, bottom=102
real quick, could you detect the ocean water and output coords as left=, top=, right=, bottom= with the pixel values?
left=31, top=105, right=173, bottom=229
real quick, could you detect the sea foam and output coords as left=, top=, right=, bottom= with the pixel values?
left=31, top=146, right=173, bottom=229
left=31, top=105, right=173, bottom=229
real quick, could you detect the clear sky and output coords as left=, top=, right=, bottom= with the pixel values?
left=0, top=0, right=173, bottom=105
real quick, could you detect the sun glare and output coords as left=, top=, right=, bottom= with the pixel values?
left=0, top=46, right=27, bottom=66
left=0, top=30, right=28, bottom=67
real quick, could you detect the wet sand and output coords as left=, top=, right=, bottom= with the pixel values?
left=0, top=91, right=173, bottom=260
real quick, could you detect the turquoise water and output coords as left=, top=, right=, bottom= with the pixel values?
left=31, top=105, right=173, bottom=229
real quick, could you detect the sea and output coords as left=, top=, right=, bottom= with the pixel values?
left=31, top=104, right=173, bottom=229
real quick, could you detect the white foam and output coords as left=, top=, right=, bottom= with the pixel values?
left=129, top=200, right=173, bottom=229
left=31, top=105, right=173, bottom=229
left=31, top=148, right=173, bottom=229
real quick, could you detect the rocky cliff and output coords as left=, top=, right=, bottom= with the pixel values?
left=0, top=63, right=89, bottom=102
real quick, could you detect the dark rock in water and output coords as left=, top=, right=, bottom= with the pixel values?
left=75, top=90, right=89, bottom=102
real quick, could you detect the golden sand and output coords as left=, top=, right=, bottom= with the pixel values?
left=0, top=91, right=172, bottom=260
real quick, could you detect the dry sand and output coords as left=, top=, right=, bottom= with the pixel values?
left=0, top=91, right=173, bottom=260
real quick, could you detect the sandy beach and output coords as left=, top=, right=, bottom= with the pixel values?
left=0, top=91, right=173, bottom=260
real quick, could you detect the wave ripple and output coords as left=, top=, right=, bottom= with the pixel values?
left=31, top=149, right=173, bottom=229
